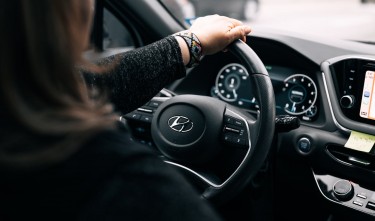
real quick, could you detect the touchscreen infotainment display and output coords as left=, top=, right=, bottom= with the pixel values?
left=360, top=70, right=375, bottom=119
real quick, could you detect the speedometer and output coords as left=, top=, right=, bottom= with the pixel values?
left=281, top=74, right=317, bottom=115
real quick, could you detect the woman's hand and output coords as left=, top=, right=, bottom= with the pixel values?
left=189, top=15, right=251, bottom=55
left=174, top=14, right=251, bottom=66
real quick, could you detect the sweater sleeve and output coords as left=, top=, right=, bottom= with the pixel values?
left=84, top=36, right=186, bottom=114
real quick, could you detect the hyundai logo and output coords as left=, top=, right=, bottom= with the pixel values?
left=168, top=116, right=193, bottom=133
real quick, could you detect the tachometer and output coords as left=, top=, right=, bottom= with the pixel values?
left=282, top=74, right=317, bottom=115
left=215, top=63, right=249, bottom=102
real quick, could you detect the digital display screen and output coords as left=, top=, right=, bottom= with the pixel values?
left=360, top=70, right=375, bottom=119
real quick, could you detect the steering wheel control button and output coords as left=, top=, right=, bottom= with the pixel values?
left=224, top=116, right=234, bottom=124
left=224, top=126, right=240, bottom=134
left=125, top=113, right=141, bottom=120
left=297, top=137, right=311, bottom=153
left=234, top=137, right=247, bottom=146
left=224, top=134, right=235, bottom=143
left=140, top=116, right=152, bottom=123
left=147, top=101, right=161, bottom=108
left=233, top=119, right=244, bottom=127
left=225, top=116, right=245, bottom=127
left=137, top=108, right=153, bottom=114
left=333, top=180, right=354, bottom=201
left=222, top=115, right=248, bottom=147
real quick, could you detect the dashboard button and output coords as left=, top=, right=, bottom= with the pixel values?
left=297, top=137, right=311, bottom=153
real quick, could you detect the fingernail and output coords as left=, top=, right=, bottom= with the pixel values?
left=244, top=26, right=252, bottom=33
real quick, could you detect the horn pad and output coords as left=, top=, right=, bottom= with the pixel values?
left=151, top=95, right=226, bottom=164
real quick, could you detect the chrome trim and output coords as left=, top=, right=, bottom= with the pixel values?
left=348, top=156, right=371, bottom=166
left=159, top=89, right=174, bottom=97
left=321, top=71, right=351, bottom=133
left=164, top=108, right=252, bottom=188
left=312, top=169, right=342, bottom=205
left=325, top=147, right=353, bottom=167
left=164, top=161, right=221, bottom=188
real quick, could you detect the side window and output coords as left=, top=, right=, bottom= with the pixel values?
left=103, top=9, right=135, bottom=49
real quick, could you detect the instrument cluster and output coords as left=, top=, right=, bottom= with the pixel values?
left=211, top=63, right=319, bottom=121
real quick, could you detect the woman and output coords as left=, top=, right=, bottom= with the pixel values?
left=0, top=0, right=251, bottom=220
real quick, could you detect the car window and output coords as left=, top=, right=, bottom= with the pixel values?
left=161, top=0, right=375, bottom=43
left=103, top=8, right=135, bottom=49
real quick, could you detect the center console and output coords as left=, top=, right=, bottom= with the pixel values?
left=315, top=55, right=375, bottom=218
left=322, top=55, right=375, bottom=135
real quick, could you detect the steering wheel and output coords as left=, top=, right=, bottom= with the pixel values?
left=150, top=39, right=275, bottom=204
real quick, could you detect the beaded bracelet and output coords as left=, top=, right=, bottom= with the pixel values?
left=173, top=31, right=203, bottom=68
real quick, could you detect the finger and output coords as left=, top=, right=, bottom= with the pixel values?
left=229, top=25, right=251, bottom=42
left=220, top=16, right=243, bottom=26
left=242, top=35, right=247, bottom=43
left=229, top=18, right=243, bottom=27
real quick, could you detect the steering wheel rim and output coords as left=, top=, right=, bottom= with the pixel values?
left=151, top=39, right=275, bottom=204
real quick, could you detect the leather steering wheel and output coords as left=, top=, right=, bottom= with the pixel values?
left=151, top=39, right=275, bottom=204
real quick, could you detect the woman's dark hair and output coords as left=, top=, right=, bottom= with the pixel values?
left=0, top=0, right=117, bottom=167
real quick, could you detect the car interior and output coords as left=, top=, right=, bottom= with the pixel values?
left=87, top=1, right=375, bottom=220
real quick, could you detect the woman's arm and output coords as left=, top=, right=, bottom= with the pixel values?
left=83, top=15, right=251, bottom=114
left=84, top=36, right=186, bottom=114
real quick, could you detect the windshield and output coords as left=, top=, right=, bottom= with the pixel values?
left=161, top=0, right=375, bottom=43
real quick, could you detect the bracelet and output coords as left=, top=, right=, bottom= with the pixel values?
left=173, top=31, right=203, bottom=68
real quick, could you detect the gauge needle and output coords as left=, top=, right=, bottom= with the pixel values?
left=292, top=102, right=296, bottom=112
left=233, top=89, right=238, bottom=99
left=229, top=78, right=235, bottom=88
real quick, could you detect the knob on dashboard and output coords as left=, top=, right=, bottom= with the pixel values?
left=333, top=179, right=354, bottom=201
left=340, top=95, right=355, bottom=108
